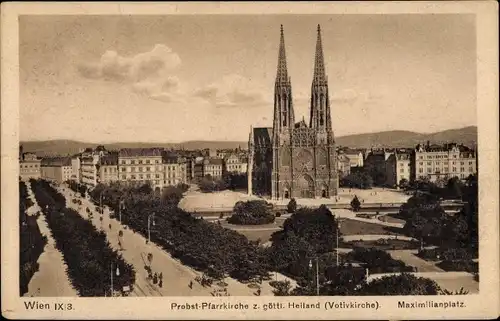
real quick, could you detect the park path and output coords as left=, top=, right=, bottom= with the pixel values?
left=23, top=183, right=78, bottom=297
left=342, top=235, right=416, bottom=242
left=387, top=249, right=444, bottom=273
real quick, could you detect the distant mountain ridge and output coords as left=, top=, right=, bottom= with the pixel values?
left=335, top=126, right=478, bottom=149
left=21, top=126, right=477, bottom=156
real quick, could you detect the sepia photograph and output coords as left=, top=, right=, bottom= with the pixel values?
left=2, top=2, right=498, bottom=320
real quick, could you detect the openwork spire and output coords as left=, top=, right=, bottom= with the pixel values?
left=313, top=24, right=327, bottom=84
left=276, top=24, right=289, bottom=84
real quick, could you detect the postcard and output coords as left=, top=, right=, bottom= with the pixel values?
left=1, top=1, right=498, bottom=319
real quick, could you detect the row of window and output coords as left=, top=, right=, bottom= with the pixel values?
left=419, top=161, right=474, bottom=166
left=21, top=164, right=40, bottom=168
left=227, top=164, right=243, bottom=169
left=418, top=167, right=474, bottom=173
left=104, top=165, right=185, bottom=173
left=118, top=176, right=181, bottom=186
left=120, top=159, right=161, bottom=165
left=419, top=154, right=460, bottom=159
left=205, top=165, right=222, bottom=170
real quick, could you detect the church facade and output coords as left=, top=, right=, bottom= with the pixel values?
left=248, top=25, right=339, bottom=200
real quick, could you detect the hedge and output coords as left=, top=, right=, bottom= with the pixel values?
left=19, top=181, right=47, bottom=296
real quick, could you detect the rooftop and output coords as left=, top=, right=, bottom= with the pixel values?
left=100, top=153, right=118, bottom=166
left=205, top=158, right=224, bottom=166
left=118, top=148, right=163, bottom=158
left=41, top=157, right=72, bottom=167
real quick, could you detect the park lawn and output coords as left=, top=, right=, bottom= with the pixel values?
left=340, top=219, right=403, bottom=236
left=345, top=239, right=420, bottom=251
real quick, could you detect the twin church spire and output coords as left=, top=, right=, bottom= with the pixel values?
left=273, top=24, right=331, bottom=137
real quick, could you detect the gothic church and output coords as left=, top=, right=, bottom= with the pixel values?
left=248, top=25, right=338, bottom=199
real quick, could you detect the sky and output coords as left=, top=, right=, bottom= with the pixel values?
left=19, top=14, right=477, bottom=143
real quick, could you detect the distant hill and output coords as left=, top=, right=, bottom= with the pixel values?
left=335, top=126, right=477, bottom=149
left=21, top=126, right=477, bottom=156
left=20, top=140, right=247, bottom=157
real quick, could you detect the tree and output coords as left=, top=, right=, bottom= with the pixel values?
left=270, top=280, right=292, bottom=296
left=161, top=186, right=184, bottom=206
left=357, top=273, right=441, bottom=295
left=446, top=177, right=464, bottom=200
left=287, top=198, right=297, bottom=214
left=30, top=179, right=135, bottom=297
left=350, top=195, right=361, bottom=212
left=398, top=178, right=409, bottom=190
left=322, top=266, right=366, bottom=295
left=227, top=200, right=275, bottom=225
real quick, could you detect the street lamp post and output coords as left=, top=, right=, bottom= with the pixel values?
left=308, top=257, right=320, bottom=296
left=119, top=199, right=125, bottom=224
left=110, top=262, right=120, bottom=297
left=147, top=213, right=156, bottom=244
left=336, top=220, right=342, bottom=267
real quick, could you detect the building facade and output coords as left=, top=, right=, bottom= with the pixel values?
left=413, top=143, right=477, bottom=182
left=71, top=156, right=81, bottom=183
left=98, top=153, right=119, bottom=184
left=337, top=153, right=351, bottom=178
left=204, top=158, right=224, bottom=179
left=192, top=157, right=205, bottom=181
left=364, top=149, right=394, bottom=186
left=225, top=153, right=248, bottom=174
left=118, top=148, right=163, bottom=191
left=40, top=157, right=72, bottom=183
left=343, top=149, right=365, bottom=168
left=385, top=152, right=411, bottom=188
left=162, top=153, right=188, bottom=187
left=248, top=25, right=338, bottom=199
left=19, top=152, right=42, bottom=181
left=80, top=155, right=100, bottom=188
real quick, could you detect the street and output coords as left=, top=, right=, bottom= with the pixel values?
left=60, top=186, right=284, bottom=296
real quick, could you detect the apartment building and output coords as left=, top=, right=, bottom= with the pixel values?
left=385, top=152, right=411, bottom=188
left=203, top=158, right=224, bottom=179
left=413, top=143, right=477, bottom=182
left=40, top=157, right=72, bottom=183
left=80, top=154, right=100, bottom=187
left=192, top=157, right=205, bottom=181
left=98, top=153, right=119, bottom=184
left=118, top=148, right=163, bottom=191
left=162, top=153, right=188, bottom=187
left=337, top=153, right=351, bottom=178
left=19, top=152, right=42, bottom=181
left=343, top=148, right=365, bottom=168
left=71, top=156, right=81, bottom=183
left=364, top=149, right=394, bottom=185
left=225, top=153, right=248, bottom=174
